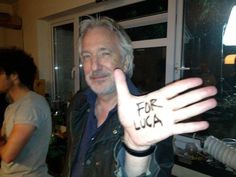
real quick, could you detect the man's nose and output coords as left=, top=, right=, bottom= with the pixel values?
left=91, top=55, right=101, bottom=71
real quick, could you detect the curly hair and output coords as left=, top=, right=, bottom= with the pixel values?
left=0, top=47, right=37, bottom=90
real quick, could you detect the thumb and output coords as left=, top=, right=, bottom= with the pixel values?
left=114, top=69, right=130, bottom=103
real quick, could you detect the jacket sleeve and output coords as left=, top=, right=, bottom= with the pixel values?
left=115, top=136, right=174, bottom=177
left=151, top=136, right=174, bottom=177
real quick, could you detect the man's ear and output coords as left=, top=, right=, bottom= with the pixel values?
left=10, top=73, right=19, bottom=84
left=122, top=56, right=129, bottom=74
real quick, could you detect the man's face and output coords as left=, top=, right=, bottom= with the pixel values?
left=0, top=72, right=13, bottom=94
left=81, top=26, right=124, bottom=96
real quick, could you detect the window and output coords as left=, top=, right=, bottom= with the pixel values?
left=125, top=23, right=167, bottom=41
left=52, top=22, right=74, bottom=102
left=181, top=0, right=236, bottom=139
left=132, top=47, right=166, bottom=93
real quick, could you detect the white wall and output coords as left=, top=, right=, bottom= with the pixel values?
left=0, top=27, right=23, bottom=48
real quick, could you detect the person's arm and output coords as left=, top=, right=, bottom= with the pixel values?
left=0, top=124, right=35, bottom=163
left=124, top=154, right=151, bottom=176
left=114, top=69, right=217, bottom=177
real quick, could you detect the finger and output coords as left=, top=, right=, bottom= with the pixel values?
left=174, top=98, right=217, bottom=122
left=172, top=121, right=209, bottom=135
left=158, top=78, right=203, bottom=99
left=170, top=86, right=217, bottom=110
left=114, top=69, right=131, bottom=103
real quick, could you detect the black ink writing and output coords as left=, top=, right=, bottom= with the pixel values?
left=136, top=102, right=144, bottom=116
left=136, top=99, right=162, bottom=117
left=153, top=114, right=163, bottom=127
left=135, top=99, right=163, bottom=130
left=134, top=113, right=163, bottom=130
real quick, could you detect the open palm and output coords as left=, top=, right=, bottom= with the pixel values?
left=114, top=69, right=217, bottom=149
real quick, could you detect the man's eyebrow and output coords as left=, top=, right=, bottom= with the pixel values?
left=98, top=47, right=112, bottom=52
left=81, top=48, right=113, bottom=55
left=81, top=51, right=90, bottom=55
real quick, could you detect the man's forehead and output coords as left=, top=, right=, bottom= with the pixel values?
left=81, top=47, right=112, bottom=53
left=83, top=26, right=118, bottom=42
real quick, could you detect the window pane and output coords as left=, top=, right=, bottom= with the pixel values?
left=132, top=47, right=166, bottom=93
left=182, top=0, right=236, bottom=139
left=86, top=0, right=168, bottom=21
left=125, top=23, right=167, bottom=41
left=53, top=23, right=74, bottom=102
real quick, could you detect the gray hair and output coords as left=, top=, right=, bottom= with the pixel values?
left=78, top=16, right=134, bottom=78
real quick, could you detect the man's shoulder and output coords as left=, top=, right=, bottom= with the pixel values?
left=66, top=91, right=90, bottom=130
left=69, top=91, right=89, bottom=111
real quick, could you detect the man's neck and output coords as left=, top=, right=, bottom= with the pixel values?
left=95, top=92, right=117, bottom=127
left=8, top=86, right=30, bottom=103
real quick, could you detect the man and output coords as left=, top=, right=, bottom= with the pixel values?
left=0, top=48, right=52, bottom=177
left=63, top=16, right=217, bottom=177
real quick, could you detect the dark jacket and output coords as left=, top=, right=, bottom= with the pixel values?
left=63, top=90, right=174, bottom=177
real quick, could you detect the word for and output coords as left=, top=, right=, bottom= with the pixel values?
left=136, top=99, right=162, bottom=117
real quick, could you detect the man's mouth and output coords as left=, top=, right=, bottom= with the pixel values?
left=90, top=73, right=109, bottom=81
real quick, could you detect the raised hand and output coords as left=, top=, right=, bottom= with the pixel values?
left=114, top=69, right=217, bottom=149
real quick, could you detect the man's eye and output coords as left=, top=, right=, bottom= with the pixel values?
left=101, top=51, right=111, bottom=57
left=81, top=55, right=91, bottom=60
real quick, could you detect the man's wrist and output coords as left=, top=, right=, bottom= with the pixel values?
left=122, top=142, right=155, bottom=157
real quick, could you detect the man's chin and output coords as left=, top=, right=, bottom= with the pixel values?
left=91, top=88, right=108, bottom=95
left=90, top=85, right=116, bottom=96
